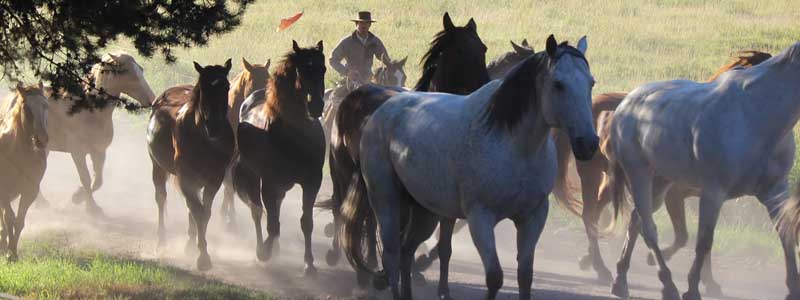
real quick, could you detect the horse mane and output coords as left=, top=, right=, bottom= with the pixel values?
left=0, top=85, right=41, bottom=141
left=483, top=43, right=587, bottom=130
left=264, top=53, right=299, bottom=118
left=706, top=51, right=772, bottom=82
left=414, top=29, right=451, bottom=91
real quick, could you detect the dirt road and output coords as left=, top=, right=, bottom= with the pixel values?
left=21, top=120, right=789, bottom=300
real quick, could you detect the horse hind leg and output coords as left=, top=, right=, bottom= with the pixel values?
left=759, top=181, right=800, bottom=300
left=151, top=161, right=169, bottom=251
left=578, top=158, right=613, bottom=283
left=71, top=153, right=103, bottom=217
left=399, top=204, right=440, bottom=300
left=682, top=189, right=724, bottom=300
left=647, top=187, right=690, bottom=266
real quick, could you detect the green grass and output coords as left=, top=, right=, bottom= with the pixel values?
left=0, top=232, right=272, bottom=300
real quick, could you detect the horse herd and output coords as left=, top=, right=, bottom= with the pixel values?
left=1, top=11, right=800, bottom=300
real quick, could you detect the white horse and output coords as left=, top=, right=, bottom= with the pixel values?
left=45, top=52, right=155, bottom=215
left=605, top=42, right=800, bottom=300
left=340, top=35, right=598, bottom=300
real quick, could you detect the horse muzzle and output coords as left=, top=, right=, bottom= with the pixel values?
left=571, top=135, right=599, bottom=161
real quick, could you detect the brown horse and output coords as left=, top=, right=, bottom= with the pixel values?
left=0, top=83, right=49, bottom=262
left=552, top=50, right=772, bottom=289
left=219, top=58, right=271, bottom=230
left=232, top=41, right=326, bottom=276
left=323, top=12, right=489, bottom=298
left=44, top=52, right=155, bottom=216
left=147, top=59, right=234, bottom=271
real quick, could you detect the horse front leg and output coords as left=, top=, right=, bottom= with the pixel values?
left=514, top=200, right=549, bottom=300
left=70, top=153, right=103, bottom=217
left=179, top=180, right=210, bottom=271
left=220, top=161, right=238, bottom=232
left=8, top=190, right=37, bottom=262
left=577, top=158, right=612, bottom=283
left=151, top=161, right=169, bottom=251
left=301, top=177, right=322, bottom=276
left=760, top=181, right=800, bottom=300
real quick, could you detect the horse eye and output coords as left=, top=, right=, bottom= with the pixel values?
left=554, top=81, right=564, bottom=91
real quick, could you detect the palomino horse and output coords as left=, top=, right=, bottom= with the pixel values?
left=147, top=59, right=234, bottom=271
left=551, top=51, right=771, bottom=288
left=219, top=58, right=271, bottom=230
left=323, top=12, right=490, bottom=297
left=45, top=52, right=155, bottom=215
left=487, top=39, right=535, bottom=79
left=0, top=83, right=49, bottom=262
left=341, top=35, right=597, bottom=300
left=604, top=42, right=800, bottom=300
left=232, top=41, right=326, bottom=276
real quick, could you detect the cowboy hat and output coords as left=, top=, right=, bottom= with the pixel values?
left=351, top=11, right=376, bottom=23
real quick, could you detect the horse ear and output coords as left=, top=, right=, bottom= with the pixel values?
left=223, top=58, right=232, bottom=73
left=546, top=34, right=558, bottom=58
left=38, top=81, right=44, bottom=91
left=292, top=40, right=301, bottom=52
left=193, top=61, right=204, bottom=74
left=398, top=56, right=407, bottom=68
left=521, top=39, right=530, bottom=47
left=511, top=40, right=526, bottom=54
left=15, top=82, right=23, bottom=92
left=265, top=59, right=271, bottom=70
left=576, top=35, right=588, bottom=55
left=316, top=40, right=324, bottom=52
left=443, top=12, right=455, bottom=32
left=242, top=57, right=254, bottom=72
left=466, top=18, right=477, bottom=32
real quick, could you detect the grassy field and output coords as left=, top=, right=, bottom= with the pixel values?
left=0, top=2, right=798, bottom=295
left=0, top=232, right=272, bottom=300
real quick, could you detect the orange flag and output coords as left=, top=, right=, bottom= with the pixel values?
left=277, top=12, right=303, bottom=32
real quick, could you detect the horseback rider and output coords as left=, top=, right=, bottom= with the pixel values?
left=328, top=11, right=392, bottom=99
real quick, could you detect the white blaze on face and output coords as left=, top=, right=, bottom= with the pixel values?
left=393, top=70, right=405, bottom=87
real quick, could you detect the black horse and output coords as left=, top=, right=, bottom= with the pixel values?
left=232, top=41, right=326, bottom=276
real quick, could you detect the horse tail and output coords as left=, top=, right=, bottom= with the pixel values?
left=232, top=157, right=259, bottom=206
left=340, top=167, right=383, bottom=283
left=778, top=187, right=800, bottom=246
left=605, top=159, right=627, bottom=230
left=552, top=129, right=583, bottom=217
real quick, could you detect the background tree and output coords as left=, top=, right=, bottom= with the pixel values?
left=0, top=0, right=253, bottom=112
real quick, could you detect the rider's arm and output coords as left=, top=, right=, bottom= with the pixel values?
left=329, top=38, right=349, bottom=76
left=374, top=38, right=391, bottom=65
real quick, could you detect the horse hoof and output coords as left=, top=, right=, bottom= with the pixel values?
left=611, top=278, right=629, bottom=299
left=6, top=253, right=18, bottom=263
left=662, top=286, right=680, bottom=300
left=197, top=253, right=212, bottom=271
left=439, top=294, right=454, bottom=300
left=304, top=264, right=318, bottom=277
left=326, top=249, right=340, bottom=266
left=372, top=271, right=388, bottom=291
left=578, top=255, right=592, bottom=271
left=412, top=271, right=427, bottom=286
left=597, top=269, right=613, bottom=285
left=704, top=282, right=722, bottom=298
left=681, top=290, right=701, bottom=300
left=647, top=253, right=657, bottom=266
left=86, top=203, right=105, bottom=218
left=414, top=254, right=434, bottom=271
left=71, top=189, right=87, bottom=204
left=256, top=244, right=271, bottom=262
left=324, top=222, right=335, bottom=238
